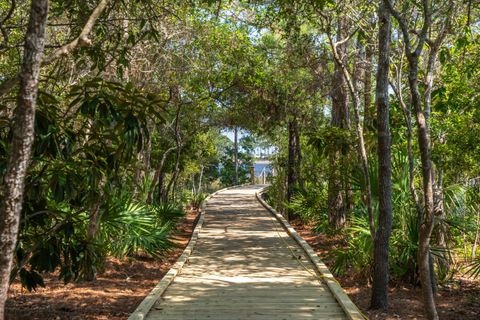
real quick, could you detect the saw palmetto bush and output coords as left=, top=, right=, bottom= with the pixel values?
left=285, top=181, right=329, bottom=230
left=4, top=80, right=187, bottom=291
left=331, top=150, right=422, bottom=282
left=101, top=197, right=184, bottom=258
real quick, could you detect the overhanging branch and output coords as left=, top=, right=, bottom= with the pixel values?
left=0, top=0, right=110, bottom=98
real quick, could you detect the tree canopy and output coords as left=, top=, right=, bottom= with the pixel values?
left=1, top=1, right=480, bottom=319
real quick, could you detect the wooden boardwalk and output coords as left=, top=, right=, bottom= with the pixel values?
left=133, top=185, right=360, bottom=320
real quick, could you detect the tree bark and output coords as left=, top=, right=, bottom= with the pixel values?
left=0, top=1, right=49, bottom=318
left=370, top=2, right=392, bottom=309
left=363, top=44, right=374, bottom=131
left=287, top=116, right=301, bottom=211
left=165, top=102, right=182, bottom=202
left=424, top=16, right=451, bottom=273
left=383, top=1, right=438, bottom=317
left=198, top=165, right=204, bottom=193
left=472, top=210, right=480, bottom=260
left=391, top=57, right=422, bottom=215
left=327, top=16, right=349, bottom=229
left=147, top=146, right=175, bottom=204
left=327, top=17, right=374, bottom=238
left=233, top=127, right=239, bottom=185
left=294, top=116, right=302, bottom=189
left=408, top=52, right=438, bottom=320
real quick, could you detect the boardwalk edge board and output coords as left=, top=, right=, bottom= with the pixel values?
left=128, top=184, right=248, bottom=320
left=256, top=188, right=365, bottom=320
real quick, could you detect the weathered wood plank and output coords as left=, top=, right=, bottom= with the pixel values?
left=129, top=185, right=359, bottom=320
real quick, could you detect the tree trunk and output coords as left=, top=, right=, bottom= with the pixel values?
left=472, top=210, right=480, bottom=260
left=383, top=1, right=440, bottom=316
left=363, top=44, right=374, bottom=131
left=328, top=16, right=374, bottom=237
left=233, top=127, right=239, bottom=185
left=327, top=151, right=345, bottom=229
left=287, top=116, right=301, bottom=215
left=147, top=146, right=175, bottom=204
left=408, top=54, right=438, bottom=320
left=391, top=57, right=422, bottom=215
left=327, top=16, right=349, bottom=229
left=294, top=116, right=302, bottom=189
left=158, top=170, right=167, bottom=203
left=165, top=103, right=182, bottom=202
left=425, top=26, right=450, bottom=274
left=165, top=146, right=181, bottom=202
left=0, top=1, right=49, bottom=318
left=198, top=165, right=204, bottom=193
left=370, top=2, right=392, bottom=309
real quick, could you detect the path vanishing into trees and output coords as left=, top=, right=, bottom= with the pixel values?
left=130, top=185, right=362, bottom=320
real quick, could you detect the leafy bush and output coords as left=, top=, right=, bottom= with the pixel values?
left=12, top=195, right=185, bottom=291
left=332, top=214, right=373, bottom=277
left=101, top=201, right=184, bottom=258
left=284, top=182, right=329, bottom=231
left=330, top=150, right=422, bottom=282
left=187, top=192, right=208, bottom=210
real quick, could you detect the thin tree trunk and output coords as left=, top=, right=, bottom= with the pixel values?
left=158, top=171, right=167, bottom=203
left=370, top=2, right=392, bottom=309
left=408, top=54, right=439, bottom=320
left=383, top=1, right=439, bottom=316
left=327, top=16, right=349, bottom=229
left=472, top=211, right=480, bottom=260
left=287, top=116, right=301, bottom=219
left=147, top=146, right=175, bottom=204
left=171, top=166, right=181, bottom=202
left=198, top=165, right=204, bottom=193
left=294, top=117, right=302, bottom=189
left=327, top=19, right=374, bottom=239
left=165, top=103, right=182, bottom=202
left=0, top=1, right=49, bottom=317
left=165, top=147, right=181, bottom=202
left=424, top=20, right=451, bottom=274
left=233, top=127, right=238, bottom=185
left=408, top=53, right=438, bottom=320
left=191, top=174, right=196, bottom=194
left=363, top=44, right=374, bottom=131
left=391, top=58, right=422, bottom=215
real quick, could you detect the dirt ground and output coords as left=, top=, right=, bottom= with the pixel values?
left=291, top=220, right=480, bottom=320
left=5, top=210, right=200, bottom=320
left=6, top=210, right=479, bottom=320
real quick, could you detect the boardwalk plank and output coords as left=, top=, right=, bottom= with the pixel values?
left=141, top=185, right=353, bottom=320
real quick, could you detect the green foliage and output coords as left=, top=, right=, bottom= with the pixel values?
left=332, top=215, right=373, bottom=277
left=2, top=0, right=480, bottom=300
left=187, top=192, right=208, bottom=210
left=12, top=195, right=185, bottom=291
left=466, top=258, right=480, bottom=279
left=285, top=182, right=328, bottom=227
left=219, top=136, right=254, bottom=186
left=102, top=200, right=183, bottom=258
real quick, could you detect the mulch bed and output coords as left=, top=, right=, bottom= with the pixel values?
left=6, top=210, right=479, bottom=320
left=290, top=220, right=480, bottom=320
left=6, top=210, right=200, bottom=320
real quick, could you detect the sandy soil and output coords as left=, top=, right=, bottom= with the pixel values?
left=5, top=210, right=479, bottom=320
left=290, top=220, right=480, bottom=320
left=5, top=210, right=200, bottom=320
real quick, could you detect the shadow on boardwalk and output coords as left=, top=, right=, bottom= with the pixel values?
left=143, top=185, right=350, bottom=320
